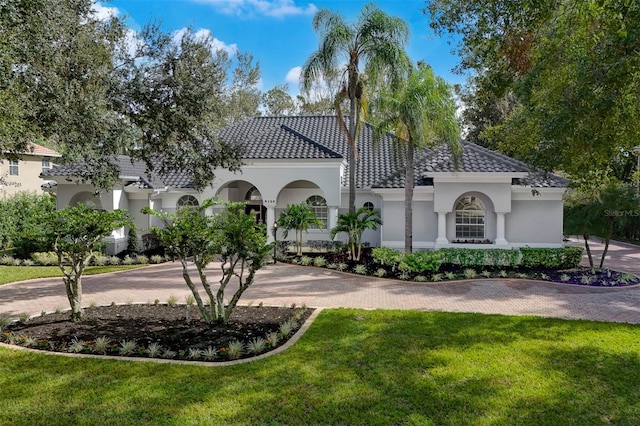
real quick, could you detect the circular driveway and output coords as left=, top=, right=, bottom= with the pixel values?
left=1, top=259, right=639, bottom=324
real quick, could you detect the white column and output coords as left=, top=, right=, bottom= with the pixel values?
left=435, top=212, right=449, bottom=245
left=265, top=205, right=276, bottom=243
left=495, top=212, right=508, bottom=246
left=328, top=206, right=339, bottom=231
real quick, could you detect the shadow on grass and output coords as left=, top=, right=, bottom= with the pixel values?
left=0, top=310, right=639, bottom=425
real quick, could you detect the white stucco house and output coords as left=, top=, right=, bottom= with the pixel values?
left=41, top=115, right=569, bottom=254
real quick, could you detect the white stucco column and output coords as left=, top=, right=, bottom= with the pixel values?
left=328, top=206, right=339, bottom=231
left=435, top=212, right=448, bottom=245
left=495, top=212, right=508, bottom=246
left=265, top=205, right=276, bottom=243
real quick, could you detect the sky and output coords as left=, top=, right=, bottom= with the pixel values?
left=98, top=0, right=464, bottom=95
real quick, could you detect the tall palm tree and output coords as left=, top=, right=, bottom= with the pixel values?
left=374, top=64, right=461, bottom=253
left=301, top=3, right=411, bottom=213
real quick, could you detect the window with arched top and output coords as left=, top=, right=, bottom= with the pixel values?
left=306, top=195, right=327, bottom=229
left=245, top=186, right=262, bottom=202
left=455, top=196, right=485, bottom=240
left=177, top=195, right=199, bottom=209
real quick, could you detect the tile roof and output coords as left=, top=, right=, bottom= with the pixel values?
left=42, top=116, right=568, bottom=190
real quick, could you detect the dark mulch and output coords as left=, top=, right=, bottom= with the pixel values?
left=3, top=304, right=313, bottom=362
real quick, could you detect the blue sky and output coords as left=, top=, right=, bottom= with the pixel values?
left=98, top=0, right=464, bottom=95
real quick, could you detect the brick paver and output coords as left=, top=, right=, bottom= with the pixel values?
left=1, top=240, right=639, bottom=324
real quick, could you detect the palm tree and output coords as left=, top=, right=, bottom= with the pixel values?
left=373, top=64, right=461, bottom=253
left=330, top=207, right=382, bottom=261
left=301, top=3, right=411, bottom=213
left=278, top=203, right=324, bottom=256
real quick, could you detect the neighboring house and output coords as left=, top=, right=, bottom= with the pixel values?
left=1, top=142, right=61, bottom=199
left=41, top=116, right=569, bottom=254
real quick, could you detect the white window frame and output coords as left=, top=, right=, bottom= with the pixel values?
left=9, top=160, right=19, bottom=176
left=306, top=195, right=327, bottom=230
left=455, top=196, right=485, bottom=240
left=176, top=195, right=199, bottom=209
left=41, top=157, right=51, bottom=173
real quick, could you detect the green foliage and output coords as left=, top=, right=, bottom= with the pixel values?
left=426, top=0, right=640, bottom=181
left=301, top=3, right=411, bottom=213
left=440, top=248, right=521, bottom=268
left=0, top=192, right=55, bottom=254
left=330, top=207, right=382, bottom=260
left=440, top=247, right=583, bottom=270
left=261, top=83, right=296, bottom=116
left=372, top=64, right=460, bottom=253
left=278, top=203, right=323, bottom=256
left=41, top=204, right=132, bottom=321
left=143, top=199, right=272, bottom=324
left=371, top=247, right=403, bottom=270
left=399, top=251, right=444, bottom=273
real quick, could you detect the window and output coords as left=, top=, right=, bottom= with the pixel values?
left=9, top=160, right=18, bottom=176
left=41, top=158, right=51, bottom=173
left=245, top=186, right=262, bottom=202
left=177, top=195, right=199, bottom=209
left=363, top=201, right=375, bottom=211
left=306, top=195, right=327, bottom=229
left=455, top=196, right=485, bottom=240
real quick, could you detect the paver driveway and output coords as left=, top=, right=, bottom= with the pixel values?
left=1, top=239, right=639, bottom=324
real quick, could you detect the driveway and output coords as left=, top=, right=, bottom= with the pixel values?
left=1, top=239, right=639, bottom=324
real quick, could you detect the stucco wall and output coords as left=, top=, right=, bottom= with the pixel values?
left=1, top=155, right=55, bottom=198
left=507, top=200, right=564, bottom=246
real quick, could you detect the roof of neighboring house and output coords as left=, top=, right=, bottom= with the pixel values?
left=2, top=142, right=61, bottom=158
left=41, top=116, right=568, bottom=190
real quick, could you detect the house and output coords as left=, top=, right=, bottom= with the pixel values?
left=1, top=142, right=61, bottom=199
left=41, top=116, right=569, bottom=254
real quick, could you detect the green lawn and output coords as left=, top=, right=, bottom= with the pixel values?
left=0, top=265, right=147, bottom=285
left=1, top=309, right=638, bottom=425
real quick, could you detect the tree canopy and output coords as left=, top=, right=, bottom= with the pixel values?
left=1, top=1, right=256, bottom=190
left=301, top=3, right=411, bottom=213
left=426, top=0, right=640, bottom=180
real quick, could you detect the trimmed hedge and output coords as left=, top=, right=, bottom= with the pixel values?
left=372, top=246, right=584, bottom=273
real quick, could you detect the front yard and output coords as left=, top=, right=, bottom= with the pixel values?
left=1, top=309, right=638, bottom=425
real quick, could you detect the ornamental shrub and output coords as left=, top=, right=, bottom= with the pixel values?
left=400, top=250, right=444, bottom=273
left=372, top=247, right=403, bottom=270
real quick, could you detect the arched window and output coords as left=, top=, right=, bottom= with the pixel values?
left=177, top=195, right=199, bottom=209
left=245, top=186, right=262, bottom=202
left=306, top=195, right=327, bottom=229
left=455, top=196, right=485, bottom=240
left=363, top=201, right=375, bottom=211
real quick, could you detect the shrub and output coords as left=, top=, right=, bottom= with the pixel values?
left=31, top=251, right=58, bottom=266
left=0, top=255, right=15, bottom=266
left=313, top=256, right=326, bottom=267
left=372, top=247, right=402, bottom=270
left=150, top=255, right=164, bottom=264
left=299, top=256, right=312, bottom=266
left=353, top=264, right=367, bottom=275
left=135, top=254, right=149, bottom=264
left=226, top=340, right=244, bottom=360
left=440, top=248, right=520, bottom=268
left=400, top=250, right=444, bottom=273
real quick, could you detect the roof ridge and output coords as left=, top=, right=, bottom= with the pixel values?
left=280, top=124, right=343, bottom=159
left=462, top=142, right=531, bottom=171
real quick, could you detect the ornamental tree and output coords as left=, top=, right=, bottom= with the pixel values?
left=278, top=203, right=323, bottom=256
left=44, top=204, right=132, bottom=321
left=143, top=199, right=272, bottom=324
left=330, top=207, right=382, bottom=261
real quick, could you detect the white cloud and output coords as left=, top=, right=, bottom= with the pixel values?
left=172, top=28, right=238, bottom=56
left=285, top=66, right=302, bottom=84
left=195, top=0, right=317, bottom=18
left=91, top=2, right=119, bottom=21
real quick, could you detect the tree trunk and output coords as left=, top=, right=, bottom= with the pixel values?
left=405, top=139, right=414, bottom=253
left=583, top=233, right=594, bottom=271
left=65, top=276, right=83, bottom=322
left=348, top=96, right=357, bottom=214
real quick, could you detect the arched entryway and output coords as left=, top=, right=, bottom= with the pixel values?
left=244, top=186, right=266, bottom=224
left=69, top=191, right=103, bottom=210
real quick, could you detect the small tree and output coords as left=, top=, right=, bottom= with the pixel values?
left=330, top=207, right=382, bottom=261
left=278, top=203, right=323, bottom=256
left=44, top=204, right=132, bottom=321
left=143, top=199, right=272, bottom=324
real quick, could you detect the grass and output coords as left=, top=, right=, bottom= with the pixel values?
left=0, top=309, right=638, bottom=425
left=0, top=265, right=147, bottom=285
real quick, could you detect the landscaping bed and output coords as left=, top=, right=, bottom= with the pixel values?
left=280, top=246, right=640, bottom=287
left=1, top=304, right=313, bottom=362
